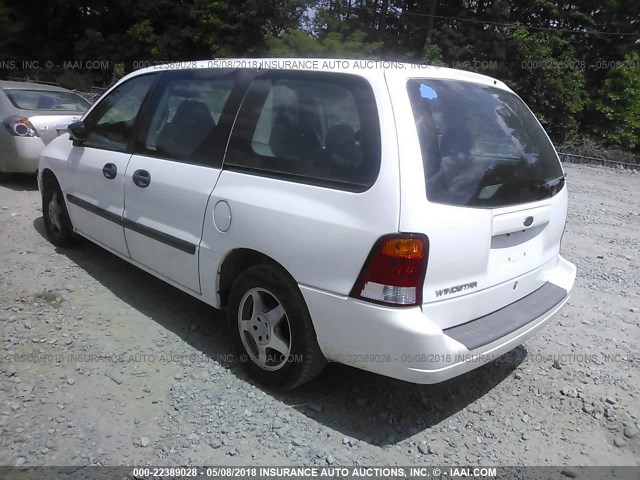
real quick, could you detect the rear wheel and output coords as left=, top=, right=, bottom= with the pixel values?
left=42, top=176, right=76, bottom=247
left=228, top=264, right=326, bottom=390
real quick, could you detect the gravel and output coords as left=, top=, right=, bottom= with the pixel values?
left=624, top=427, right=638, bottom=439
left=614, top=438, right=627, bottom=448
left=0, top=163, right=638, bottom=467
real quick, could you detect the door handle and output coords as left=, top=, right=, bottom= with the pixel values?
left=102, top=163, right=117, bottom=179
left=132, top=169, right=151, bottom=188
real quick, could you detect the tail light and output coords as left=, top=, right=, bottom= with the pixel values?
left=2, top=115, right=39, bottom=137
left=350, top=234, right=429, bottom=307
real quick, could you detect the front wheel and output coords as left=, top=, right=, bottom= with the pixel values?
left=228, top=264, right=326, bottom=390
left=42, top=176, right=76, bottom=247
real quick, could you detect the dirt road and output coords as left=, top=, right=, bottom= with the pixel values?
left=0, top=163, right=638, bottom=467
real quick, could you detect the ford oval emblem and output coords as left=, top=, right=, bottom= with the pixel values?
left=523, top=216, right=534, bottom=227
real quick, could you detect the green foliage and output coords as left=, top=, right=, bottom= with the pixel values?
left=189, top=0, right=310, bottom=56
left=128, top=20, right=161, bottom=57
left=54, top=71, right=89, bottom=91
left=0, top=0, right=21, bottom=54
left=266, top=29, right=324, bottom=57
left=188, top=0, right=232, bottom=56
left=112, top=63, right=126, bottom=83
left=421, top=44, right=445, bottom=67
left=320, top=31, right=382, bottom=57
left=266, top=29, right=382, bottom=58
left=507, top=26, right=587, bottom=141
left=592, top=52, right=640, bottom=150
left=0, top=0, right=638, bottom=151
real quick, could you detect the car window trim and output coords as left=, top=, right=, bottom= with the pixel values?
left=223, top=164, right=377, bottom=192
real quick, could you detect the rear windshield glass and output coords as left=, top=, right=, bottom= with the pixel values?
left=4, top=89, right=90, bottom=112
left=407, top=79, right=564, bottom=208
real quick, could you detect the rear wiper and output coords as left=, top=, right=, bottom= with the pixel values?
left=540, top=173, right=566, bottom=188
left=530, top=173, right=566, bottom=195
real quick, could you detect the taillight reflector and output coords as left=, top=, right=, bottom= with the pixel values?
left=350, top=234, right=429, bottom=306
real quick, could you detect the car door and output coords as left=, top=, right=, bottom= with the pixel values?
left=122, top=69, right=250, bottom=293
left=63, top=74, right=157, bottom=256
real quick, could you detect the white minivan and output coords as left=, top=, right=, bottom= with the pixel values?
left=38, top=59, right=576, bottom=390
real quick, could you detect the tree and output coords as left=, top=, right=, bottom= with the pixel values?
left=591, top=51, right=640, bottom=150
left=0, top=0, right=638, bottom=152
left=504, top=26, right=587, bottom=142
left=0, top=0, right=21, bottom=55
left=189, top=0, right=311, bottom=56
left=266, top=29, right=382, bottom=57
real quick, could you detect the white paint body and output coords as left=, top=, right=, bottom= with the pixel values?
left=38, top=60, right=576, bottom=384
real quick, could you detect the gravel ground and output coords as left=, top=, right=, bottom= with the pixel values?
left=0, top=163, right=639, bottom=468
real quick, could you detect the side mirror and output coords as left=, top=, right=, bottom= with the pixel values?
left=67, top=121, right=87, bottom=144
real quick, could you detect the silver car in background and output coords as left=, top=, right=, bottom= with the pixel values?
left=0, top=81, right=90, bottom=175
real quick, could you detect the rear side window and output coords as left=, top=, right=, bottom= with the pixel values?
left=226, top=71, right=381, bottom=191
left=407, top=79, right=564, bottom=207
left=4, top=89, right=89, bottom=112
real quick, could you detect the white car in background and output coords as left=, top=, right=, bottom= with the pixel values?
left=0, top=81, right=89, bottom=176
left=37, top=60, right=576, bottom=390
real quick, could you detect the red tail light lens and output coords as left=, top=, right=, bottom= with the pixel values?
left=350, top=234, right=429, bottom=306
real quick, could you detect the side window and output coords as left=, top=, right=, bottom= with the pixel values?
left=140, top=76, right=235, bottom=166
left=84, top=75, right=155, bottom=152
left=226, top=72, right=381, bottom=191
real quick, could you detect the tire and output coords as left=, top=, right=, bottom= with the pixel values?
left=228, top=264, right=326, bottom=391
left=42, top=175, right=76, bottom=247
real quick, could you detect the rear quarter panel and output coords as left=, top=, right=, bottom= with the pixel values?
left=199, top=72, right=400, bottom=304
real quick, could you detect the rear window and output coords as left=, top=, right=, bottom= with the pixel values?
left=407, top=79, right=564, bottom=208
left=4, top=89, right=89, bottom=112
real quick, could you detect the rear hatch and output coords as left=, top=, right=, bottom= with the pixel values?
left=403, top=77, right=567, bottom=330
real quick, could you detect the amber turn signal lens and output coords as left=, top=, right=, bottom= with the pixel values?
left=380, top=238, right=425, bottom=259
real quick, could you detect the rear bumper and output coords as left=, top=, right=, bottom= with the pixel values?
left=301, top=255, right=576, bottom=384
left=0, top=135, right=44, bottom=173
